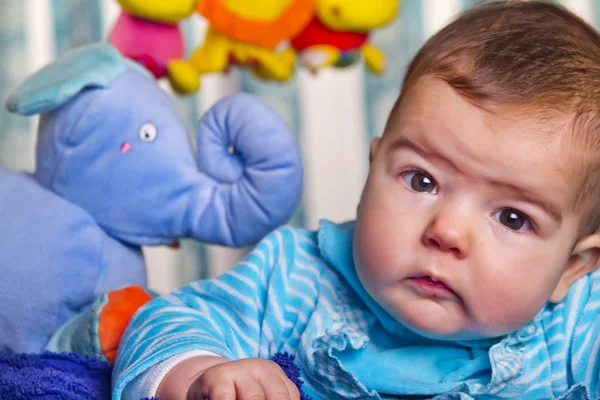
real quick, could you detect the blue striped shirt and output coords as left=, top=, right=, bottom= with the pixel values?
left=112, top=220, right=600, bottom=400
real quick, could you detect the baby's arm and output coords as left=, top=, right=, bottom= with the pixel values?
left=157, top=356, right=300, bottom=400
left=112, top=227, right=307, bottom=400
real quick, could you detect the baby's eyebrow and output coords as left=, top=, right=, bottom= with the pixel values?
left=387, top=137, right=461, bottom=173
left=489, top=179, right=563, bottom=224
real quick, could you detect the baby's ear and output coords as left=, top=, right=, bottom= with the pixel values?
left=550, top=234, right=600, bottom=303
left=369, top=137, right=381, bottom=164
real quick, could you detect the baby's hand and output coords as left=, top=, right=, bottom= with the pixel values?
left=188, top=358, right=301, bottom=400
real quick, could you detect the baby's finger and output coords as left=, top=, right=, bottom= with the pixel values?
left=273, top=369, right=300, bottom=400
left=187, top=376, right=235, bottom=400
left=260, top=374, right=297, bottom=400
left=281, top=376, right=301, bottom=400
left=236, top=376, right=265, bottom=400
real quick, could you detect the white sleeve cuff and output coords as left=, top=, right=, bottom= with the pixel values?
left=122, top=350, right=219, bottom=399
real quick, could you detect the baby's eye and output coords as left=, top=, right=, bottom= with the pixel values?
left=493, top=208, right=532, bottom=232
left=401, top=170, right=438, bottom=194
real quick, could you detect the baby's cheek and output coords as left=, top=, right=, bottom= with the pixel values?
left=354, top=231, right=387, bottom=284
left=469, top=273, right=546, bottom=335
left=356, top=222, right=415, bottom=282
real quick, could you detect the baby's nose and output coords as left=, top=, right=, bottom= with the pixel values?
left=422, top=210, right=471, bottom=259
left=425, top=236, right=462, bottom=258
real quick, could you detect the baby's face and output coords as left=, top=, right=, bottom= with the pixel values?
left=354, top=77, right=586, bottom=340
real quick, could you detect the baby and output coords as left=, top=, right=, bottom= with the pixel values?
left=112, top=1, right=600, bottom=399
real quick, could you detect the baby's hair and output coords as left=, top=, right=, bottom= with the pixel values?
left=390, top=0, right=600, bottom=236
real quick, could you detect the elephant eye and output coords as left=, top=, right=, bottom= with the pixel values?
left=138, top=123, right=158, bottom=142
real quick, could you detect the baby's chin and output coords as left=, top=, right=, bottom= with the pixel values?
left=398, top=308, right=523, bottom=343
left=402, top=322, right=494, bottom=342
left=388, top=302, right=501, bottom=342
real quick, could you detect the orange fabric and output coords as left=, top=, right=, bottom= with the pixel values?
left=98, top=286, right=153, bottom=365
left=198, top=0, right=316, bottom=48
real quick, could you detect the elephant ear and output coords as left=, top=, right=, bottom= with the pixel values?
left=5, top=42, right=150, bottom=116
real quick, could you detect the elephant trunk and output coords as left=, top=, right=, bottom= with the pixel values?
left=186, top=94, right=304, bottom=247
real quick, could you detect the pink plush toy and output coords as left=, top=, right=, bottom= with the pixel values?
left=107, top=0, right=200, bottom=94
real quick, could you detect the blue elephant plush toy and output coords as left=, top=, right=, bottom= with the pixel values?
left=0, top=43, right=303, bottom=355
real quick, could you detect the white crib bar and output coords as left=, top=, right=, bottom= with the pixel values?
left=422, top=0, right=461, bottom=39
left=562, top=0, right=595, bottom=25
left=298, top=65, right=369, bottom=230
left=23, top=0, right=55, bottom=172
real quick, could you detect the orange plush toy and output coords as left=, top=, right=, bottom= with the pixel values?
left=191, top=0, right=315, bottom=81
left=95, top=286, right=154, bottom=364
left=45, top=285, right=154, bottom=365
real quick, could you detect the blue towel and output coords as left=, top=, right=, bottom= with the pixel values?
left=0, top=351, right=310, bottom=400
left=0, top=351, right=112, bottom=400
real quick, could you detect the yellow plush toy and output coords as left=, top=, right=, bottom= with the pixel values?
left=191, top=0, right=315, bottom=81
left=108, top=0, right=201, bottom=93
left=290, top=0, right=400, bottom=74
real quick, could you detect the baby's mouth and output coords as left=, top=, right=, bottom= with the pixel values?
left=407, top=274, right=456, bottom=297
